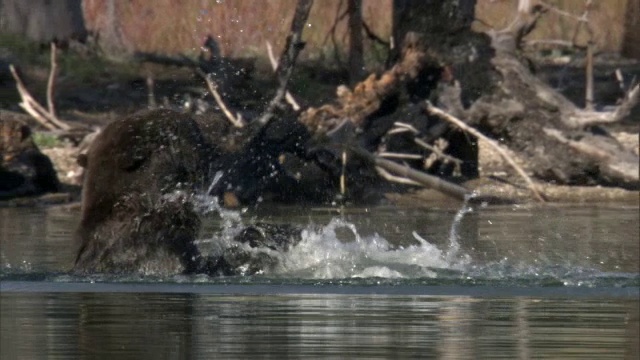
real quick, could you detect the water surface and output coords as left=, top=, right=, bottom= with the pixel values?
left=1, top=203, right=638, bottom=358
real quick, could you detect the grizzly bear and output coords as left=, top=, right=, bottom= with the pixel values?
left=73, top=109, right=311, bottom=276
left=73, top=109, right=215, bottom=275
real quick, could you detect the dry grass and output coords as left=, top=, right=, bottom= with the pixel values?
left=475, top=0, right=629, bottom=53
left=82, top=0, right=393, bottom=60
left=82, top=0, right=632, bottom=60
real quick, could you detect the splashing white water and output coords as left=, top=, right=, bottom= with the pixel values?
left=271, top=194, right=475, bottom=279
left=193, top=190, right=475, bottom=279
left=271, top=216, right=471, bottom=279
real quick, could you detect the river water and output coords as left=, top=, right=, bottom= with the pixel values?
left=1, top=202, right=638, bottom=358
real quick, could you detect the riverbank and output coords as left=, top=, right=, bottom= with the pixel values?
left=1, top=37, right=638, bottom=209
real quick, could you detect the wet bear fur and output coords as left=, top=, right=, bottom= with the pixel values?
left=73, top=109, right=311, bottom=276
left=73, top=109, right=213, bottom=275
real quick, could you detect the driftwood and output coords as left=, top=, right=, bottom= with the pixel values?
left=9, top=43, right=72, bottom=131
left=425, top=101, right=547, bottom=202
left=350, top=146, right=470, bottom=201
left=289, top=1, right=638, bottom=203
left=467, top=5, right=639, bottom=189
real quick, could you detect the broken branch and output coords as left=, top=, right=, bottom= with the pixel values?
left=257, top=0, right=313, bottom=126
left=46, top=42, right=59, bottom=118
left=197, top=69, right=244, bottom=128
left=9, top=64, right=71, bottom=131
left=425, top=101, right=547, bottom=202
left=266, top=41, right=301, bottom=111
left=351, top=146, right=470, bottom=201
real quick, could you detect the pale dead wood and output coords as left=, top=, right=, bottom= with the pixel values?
left=566, top=84, right=640, bottom=127
left=375, top=166, right=422, bottom=186
left=378, top=152, right=424, bottom=160
left=9, top=42, right=72, bottom=131
left=425, top=101, right=547, bottom=202
left=340, top=150, right=347, bottom=196
left=9, top=65, right=71, bottom=131
left=383, top=121, right=463, bottom=167
left=146, top=75, right=157, bottom=109
left=386, top=122, right=419, bottom=135
left=266, top=41, right=300, bottom=111
left=392, top=121, right=419, bottom=134
left=413, top=138, right=463, bottom=167
left=373, top=153, right=470, bottom=201
left=543, top=127, right=639, bottom=185
left=524, top=39, right=575, bottom=48
left=258, top=0, right=313, bottom=126
left=196, top=68, right=244, bottom=128
left=46, top=43, right=59, bottom=118
left=351, top=146, right=470, bottom=201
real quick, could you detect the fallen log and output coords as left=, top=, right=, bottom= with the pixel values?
left=350, top=146, right=470, bottom=201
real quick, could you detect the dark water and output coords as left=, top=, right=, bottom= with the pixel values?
left=1, top=203, right=639, bottom=359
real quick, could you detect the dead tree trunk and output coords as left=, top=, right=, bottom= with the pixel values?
left=391, top=0, right=639, bottom=189
left=0, top=0, right=87, bottom=44
left=622, top=0, right=640, bottom=60
left=347, top=0, right=365, bottom=84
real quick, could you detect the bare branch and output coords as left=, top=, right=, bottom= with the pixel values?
left=375, top=166, right=422, bottom=186
left=197, top=69, right=244, bottom=128
left=146, top=75, right=157, bottom=109
left=378, top=152, right=424, bottom=160
left=425, top=101, right=547, bottom=202
left=413, top=138, right=463, bottom=166
left=46, top=42, right=59, bottom=118
left=392, top=121, right=420, bottom=134
left=538, top=0, right=587, bottom=22
left=257, top=0, right=313, bottom=126
left=524, top=39, right=575, bottom=48
left=265, top=41, right=300, bottom=111
left=351, top=146, right=471, bottom=201
left=9, top=64, right=71, bottom=131
left=565, top=84, right=640, bottom=127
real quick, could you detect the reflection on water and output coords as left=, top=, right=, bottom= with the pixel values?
left=0, top=204, right=639, bottom=358
left=1, top=293, right=638, bottom=359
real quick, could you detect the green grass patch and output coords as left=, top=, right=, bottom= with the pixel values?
left=32, top=132, right=61, bottom=149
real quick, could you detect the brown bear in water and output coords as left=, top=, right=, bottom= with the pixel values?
left=73, top=109, right=311, bottom=276
left=73, top=109, right=214, bottom=275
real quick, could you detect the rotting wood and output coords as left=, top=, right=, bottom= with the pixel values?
left=300, top=31, right=439, bottom=134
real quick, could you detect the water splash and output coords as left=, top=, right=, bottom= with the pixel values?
left=269, top=213, right=472, bottom=279
left=189, top=188, right=477, bottom=279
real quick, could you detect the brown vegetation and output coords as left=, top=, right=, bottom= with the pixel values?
left=81, top=0, right=632, bottom=59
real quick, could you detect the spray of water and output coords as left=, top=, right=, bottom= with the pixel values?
left=272, top=197, right=474, bottom=279
left=193, top=187, right=475, bottom=279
